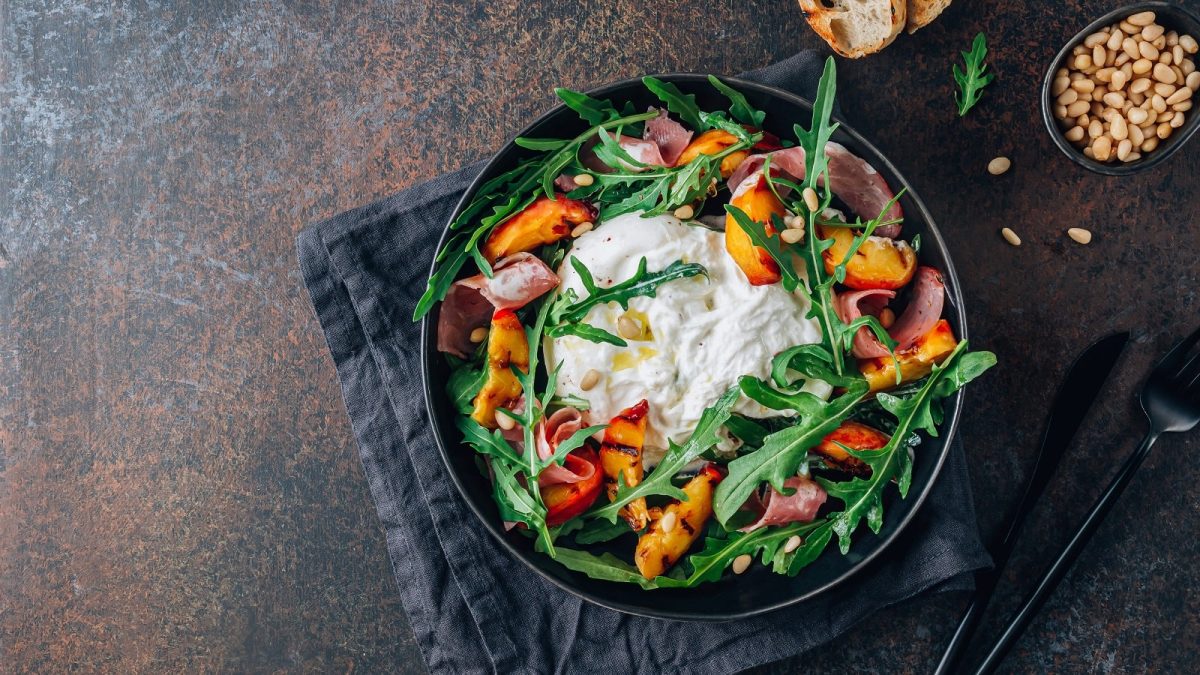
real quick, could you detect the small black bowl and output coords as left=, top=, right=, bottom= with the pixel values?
left=1042, top=2, right=1200, bottom=175
left=421, top=74, right=970, bottom=620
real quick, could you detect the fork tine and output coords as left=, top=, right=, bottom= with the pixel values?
left=1158, top=323, right=1200, bottom=372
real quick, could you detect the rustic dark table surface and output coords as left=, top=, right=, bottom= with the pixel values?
left=4, top=0, right=1199, bottom=672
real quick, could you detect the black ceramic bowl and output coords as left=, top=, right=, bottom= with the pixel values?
left=420, top=74, right=969, bottom=620
left=1042, top=1, right=1200, bottom=175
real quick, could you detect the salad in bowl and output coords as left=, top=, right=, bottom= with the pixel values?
left=415, top=58, right=995, bottom=593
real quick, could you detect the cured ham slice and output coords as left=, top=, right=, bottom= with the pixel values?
left=834, top=266, right=946, bottom=359
left=436, top=253, right=558, bottom=358
left=739, top=476, right=828, bottom=532
left=643, top=110, right=693, bottom=166
left=535, top=407, right=597, bottom=487
left=726, top=142, right=903, bottom=238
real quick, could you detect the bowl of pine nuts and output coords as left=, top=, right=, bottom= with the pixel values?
left=1044, top=2, right=1200, bottom=174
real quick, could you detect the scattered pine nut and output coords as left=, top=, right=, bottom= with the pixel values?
left=879, top=307, right=896, bottom=329
left=987, top=156, right=1012, bottom=175
left=495, top=410, right=516, bottom=430
left=572, top=172, right=595, bottom=186
left=571, top=221, right=594, bottom=237
left=580, top=369, right=601, bottom=391
left=802, top=187, right=820, bottom=212
left=783, top=535, right=803, bottom=554
left=469, top=327, right=488, bottom=343
left=617, top=315, right=641, bottom=340
left=1001, top=227, right=1022, bottom=246
left=1067, top=227, right=1093, bottom=244
left=732, top=554, right=753, bottom=575
left=673, top=204, right=695, bottom=220
left=660, top=511, right=678, bottom=534
left=780, top=228, right=805, bottom=245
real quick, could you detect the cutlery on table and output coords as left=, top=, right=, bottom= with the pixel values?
left=973, top=324, right=1200, bottom=674
left=934, top=332, right=1130, bottom=675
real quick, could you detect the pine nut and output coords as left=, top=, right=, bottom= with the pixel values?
left=1169, top=30, right=1180, bottom=46
left=1167, top=87, right=1193, bottom=105
left=1056, top=104, right=1070, bottom=120
left=1153, top=82, right=1176, bottom=97
left=1157, top=122, right=1172, bottom=139
left=987, top=156, right=1012, bottom=175
left=469, top=327, right=488, bottom=344
left=1131, top=77, right=1153, bottom=93
left=780, top=228, right=805, bottom=245
left=1142, top=136, right=1160, bottom=152
left=660, top=511, right=677, bottom=534
left=673, top=204, right=695, bottom=220
left=1065, top=125, right=1086, bottom=142
left=1120, top=21, right=1140, bottom=36
left=1117, top=138, right=1133, bottom=160
left=617, top=315, right=640, bottom=340
left=1115, top=52, right=1132, bottom=67
left=1182, top=34, right=1200, bottom=54
left=1066, top=100, right=1091, bottom=117
left=1154, top=62, right=1177, bottom=84
left=1103, top=92, right=1126, bottom=107
left=1174, top=45, right=1185, bottom=66
left=1001, top=227, right=1021, bottom=246
left=1153, top=35, right=1167, bottom=50
left=732, top=554, right=752, bottom=575
left=1124, top=38, right=1142, bottom=60
left=879, top=307, right=896, bottom=329
left=783, top=535, right=803, bottom=554
left=1108, top=30, right=1125, bottom=51
left=1130, top=91, right=1147, bottom=105
left=1083, top=146, right=1095, bottom=158
left=1075, top=54, right=1093, bottom=70
left=1128, top=106, right=1150, bottom=125
left=1126, top=151, right=1143, bottom=161
left=1094, top=46, right=1108, bottom=68
left=1057, top=67, right=1070, bottom=78
left=1130, top=122, right=1146, bottom=146
left=571, top=221, right=594, bottom=237
left=1093, top=135, right=1113, bottom=160
left=496, top=410, right=516, bottom=430
left=1170, top=113, right=1185, bottom=128
left=1085, top=31, right=1109, bottom=48
left=1157, top=111, right=1175, bottom=124
left=1089, top=119, right=1104, bottom=138
left=1140, top=42, right=1160, bottom=60
left=802, top=187, right=820, bottom=213
left=1173, top=100, right=1193, bottom=112
left=1188, top=72, right=1200, bottom=91
left=1142, top=24, right=1165, bottom=41
left=1128, top=11, right=1156, bottom=27
left=1053, top=75, right=1070, bottom=95
left=1152, top=94, right=1167, bottom=112
left=1111, top=70, right=1128, bottom=90
left=572, top=172, right=595, bottom=187
left=580, top=368, right=601, bottom=391
left=1095, top=67, right=1115, bottom=83
left=1067, top=227, right=1093, bottom=244
left=1071, top=78, right=1096, bottom=93
left=1111, top=115, right=1129, bottom=140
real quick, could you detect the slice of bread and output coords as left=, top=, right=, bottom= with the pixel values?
left=905, top=0, right=952, bottom=33
left=799, top=0, right=906, bottom=59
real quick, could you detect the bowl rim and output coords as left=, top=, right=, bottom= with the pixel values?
left=420, top=72, right=969, bottom=621
left=1041, top=1, right=1200, bottom=175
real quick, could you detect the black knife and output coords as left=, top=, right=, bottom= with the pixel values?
left=933, top=331, right=1130, bottom=675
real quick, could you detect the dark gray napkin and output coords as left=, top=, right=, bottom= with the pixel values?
left=297, top=51, right=990, bottom=674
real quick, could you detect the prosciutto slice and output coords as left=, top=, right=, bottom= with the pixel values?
left=834, top=266, right=946, bottom=359
left=613, top=108, right=694, bottom=170
left=726, top=143, right=903, bottom=238
left=535, top=407, right=597, bottom=487
left=436, top=253, right=559, bottom=357
left=739, top=476, right=828, bottom=532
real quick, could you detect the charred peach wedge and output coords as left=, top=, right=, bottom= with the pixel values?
left=860, top=319, right=958, bottom=392
left=812, top=420, right=890, bottom=476
left=481, top=194, right=595, bottom=263
left=725, top=173, right=787, bottom=285
left=470, top=309, right=530, bottom=428
left=634, top=464, right=722, bottom=579
left=820, top=225, right=917, bottom=291
left=675, top=129, right=750, bottom=177
left=600, top=400, right=651, bottom=531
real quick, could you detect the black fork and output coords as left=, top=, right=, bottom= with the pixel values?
left=973, top=325, right=1200, bottom=674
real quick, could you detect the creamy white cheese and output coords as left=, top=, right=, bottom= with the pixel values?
left=544, top=212, right=831, bottom=466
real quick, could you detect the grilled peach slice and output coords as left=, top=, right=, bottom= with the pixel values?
left=725, top=173, right=786, bottom=285
left=820, top=225, right=917, bottom=291
left=634, top=465, right=723, bottom=579
left=481, top=194, right=595, bottom=263
left=470, top=309, right=529, bottom=427
left=675, top=129, right=750, bottom=177
left=812, top=420, right=890, bottom=476
left=860, top=319, right=958, bottom=392
left=599, top=400, right=651, bottom=531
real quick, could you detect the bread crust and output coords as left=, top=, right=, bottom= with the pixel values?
left=905, top=0, right=952, bottom=34
left=799, top=0, right=906, bottom=58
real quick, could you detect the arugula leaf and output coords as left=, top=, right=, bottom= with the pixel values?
left=549, top=393, right=591, bottom=411
left=707, top=75, right=766, bottom=127
left=725, top=415, right=770, bottom=447
left=770, top=343, right=861, bottom=390
left=514, top=136, right=571, bottom=151
left=555, top=87, right=634, bottom=125
left=552, top=548, right=668, bottom=590
left=592, top=127, right=646, bottom=170
left=589, top=386, right=741, bottom=522
left=642, top=77, right=706, bottom=130
left=673, top=518, right=833, bottom=585
left=490, top=460, right=552, bottom=547
left=712, top=380, right=868, bottom=526
left=446, top=361, right=486, bottom=415
left=550, top=257, right=707, bottom=324
left=954, top=33, right=995, bottom=117
left=818, top=343, right=996, bottom=553
left=545, top=322, right=627, bottom=347
left=573, top=519, right=635, bottom=545
left=456, top=416, right=524, bottom=466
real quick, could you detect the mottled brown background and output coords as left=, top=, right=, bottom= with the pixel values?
left=3, top=0, right=1198, bottom=672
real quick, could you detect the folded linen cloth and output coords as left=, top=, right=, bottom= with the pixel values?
left=297, top=50, right=991, bottom=674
